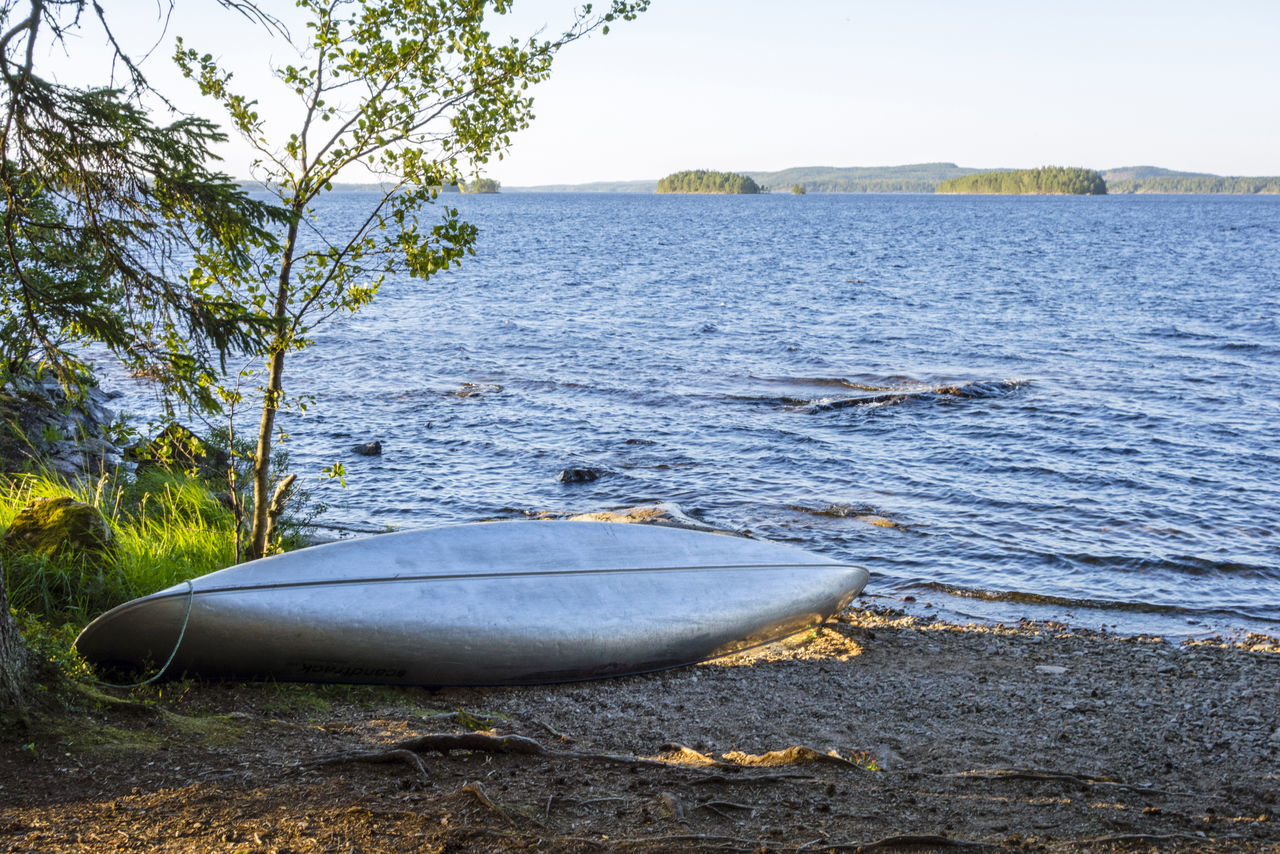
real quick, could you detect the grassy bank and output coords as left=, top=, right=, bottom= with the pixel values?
left=1, top=468, right=236, bottom=626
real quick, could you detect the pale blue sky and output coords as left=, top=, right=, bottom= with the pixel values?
left=61, top=1, right=1280, bottom=184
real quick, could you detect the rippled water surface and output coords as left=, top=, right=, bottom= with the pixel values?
left=130, top=193, right=1280, bottom=636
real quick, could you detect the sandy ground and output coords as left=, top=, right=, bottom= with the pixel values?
left=2, top=605, right=1278, bottom=853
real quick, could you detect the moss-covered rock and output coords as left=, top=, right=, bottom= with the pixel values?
left=2, top=496, right=115, bottom=558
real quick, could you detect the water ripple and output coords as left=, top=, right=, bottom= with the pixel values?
left=101, top=193, right=1280, bottom=638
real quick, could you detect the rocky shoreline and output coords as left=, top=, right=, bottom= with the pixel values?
left=0, top=375, right=126, bottom=478
left=1, top=606, right=1276, bottom=852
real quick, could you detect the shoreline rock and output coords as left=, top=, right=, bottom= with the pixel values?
left=564, top=501, right=729, bottom=533
left=0, top=375, right=126, bottom=478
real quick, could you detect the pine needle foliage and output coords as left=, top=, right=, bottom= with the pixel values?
left=0, top=1, right=292, bottom=408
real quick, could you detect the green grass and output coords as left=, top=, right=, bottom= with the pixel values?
left=1, top=467, right=237, bottom=624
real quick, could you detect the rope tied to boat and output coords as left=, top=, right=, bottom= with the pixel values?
left=89, top=579, right=195, bottom=689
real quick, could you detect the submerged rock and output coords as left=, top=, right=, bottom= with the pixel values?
left=449, top=383, right=502, bottom=399
left=556, top=467, right=605, bottom=484
left=2, top=496, right=114, bottom=558
left=566, top=502, right=730, bottom=534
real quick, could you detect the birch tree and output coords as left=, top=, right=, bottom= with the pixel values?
left=177, top=0, right=646, bottom=559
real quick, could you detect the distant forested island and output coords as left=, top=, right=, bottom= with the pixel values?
left=461, top=178, right=500, bottom=194
left=937, top=167, right=1106, bottom=195
left=506, top=164, right=982, bottom=194
left=657, top=170, right=760, bottom=194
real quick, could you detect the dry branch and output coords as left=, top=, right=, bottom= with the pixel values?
left=460, top=780, right=522, bottom=826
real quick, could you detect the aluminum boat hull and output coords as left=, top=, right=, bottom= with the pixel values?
left=74, top=521, right=869, bottom=685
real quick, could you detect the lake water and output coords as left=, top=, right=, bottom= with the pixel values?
left=122, top=192, right=1280, bottom=639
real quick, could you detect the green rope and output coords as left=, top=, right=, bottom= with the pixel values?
left=89, top=579, right=196, bottom=689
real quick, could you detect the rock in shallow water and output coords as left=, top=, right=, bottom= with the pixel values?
left=556, top=467, right=605, bottom=483
left=565, top=502, right=728, bottom=533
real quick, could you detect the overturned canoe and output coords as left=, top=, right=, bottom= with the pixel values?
left=74, top=520, right=869, bottom=686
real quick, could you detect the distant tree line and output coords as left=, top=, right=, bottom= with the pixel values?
left=749, top=162, right=982, bottom=193
left=657, top=170, right=760, bottom=194
left=462, top=178, right=501, bottom=194
left=936, top=167, right=1106, bottom=195
left=790, top=179, right=940, bottom=193
left=510, top=164, right=1280, bottom=195
left=1102, top=166, right=1210, bottom=182
left=1107, top=176, right=1280, bottom=194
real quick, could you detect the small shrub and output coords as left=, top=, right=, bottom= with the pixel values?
left=14, top=611, right=93, bottom=684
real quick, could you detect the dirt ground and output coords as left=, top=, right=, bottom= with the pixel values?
left=2, top=604, right=1277, bottom=853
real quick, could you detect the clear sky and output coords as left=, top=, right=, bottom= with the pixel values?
left=57, top=0, right=1280, bottom=184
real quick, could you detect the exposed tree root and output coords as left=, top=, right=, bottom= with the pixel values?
left=658, top=790, right=687, bottom=822
left=394, top=731, right=546, bottom=757
left=304, top=731, right=871, bottom=783
left=692, top=772, right=816, bottom=785
left=604, top=832, right=784, bottom=850
left=658, top=743, right=724, bottom=765
left=459, top=779, right=533, bottom=827
left=696, top=799, right=757, bottom=819
left=527, top=714, right=576, bottom=742
left=951, top=767, right=1201, bottom=798
left=310, top=747, right=428, bottom=781
left=954, top=767, right=1120, bottom=786
left=450, top=827, right=1000, bottom=852
left=721, top=744, right=863, bottom=769
left=1075, top=832, right=1245, bottom=846
left=842, top=834, right=1000, bottom=852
